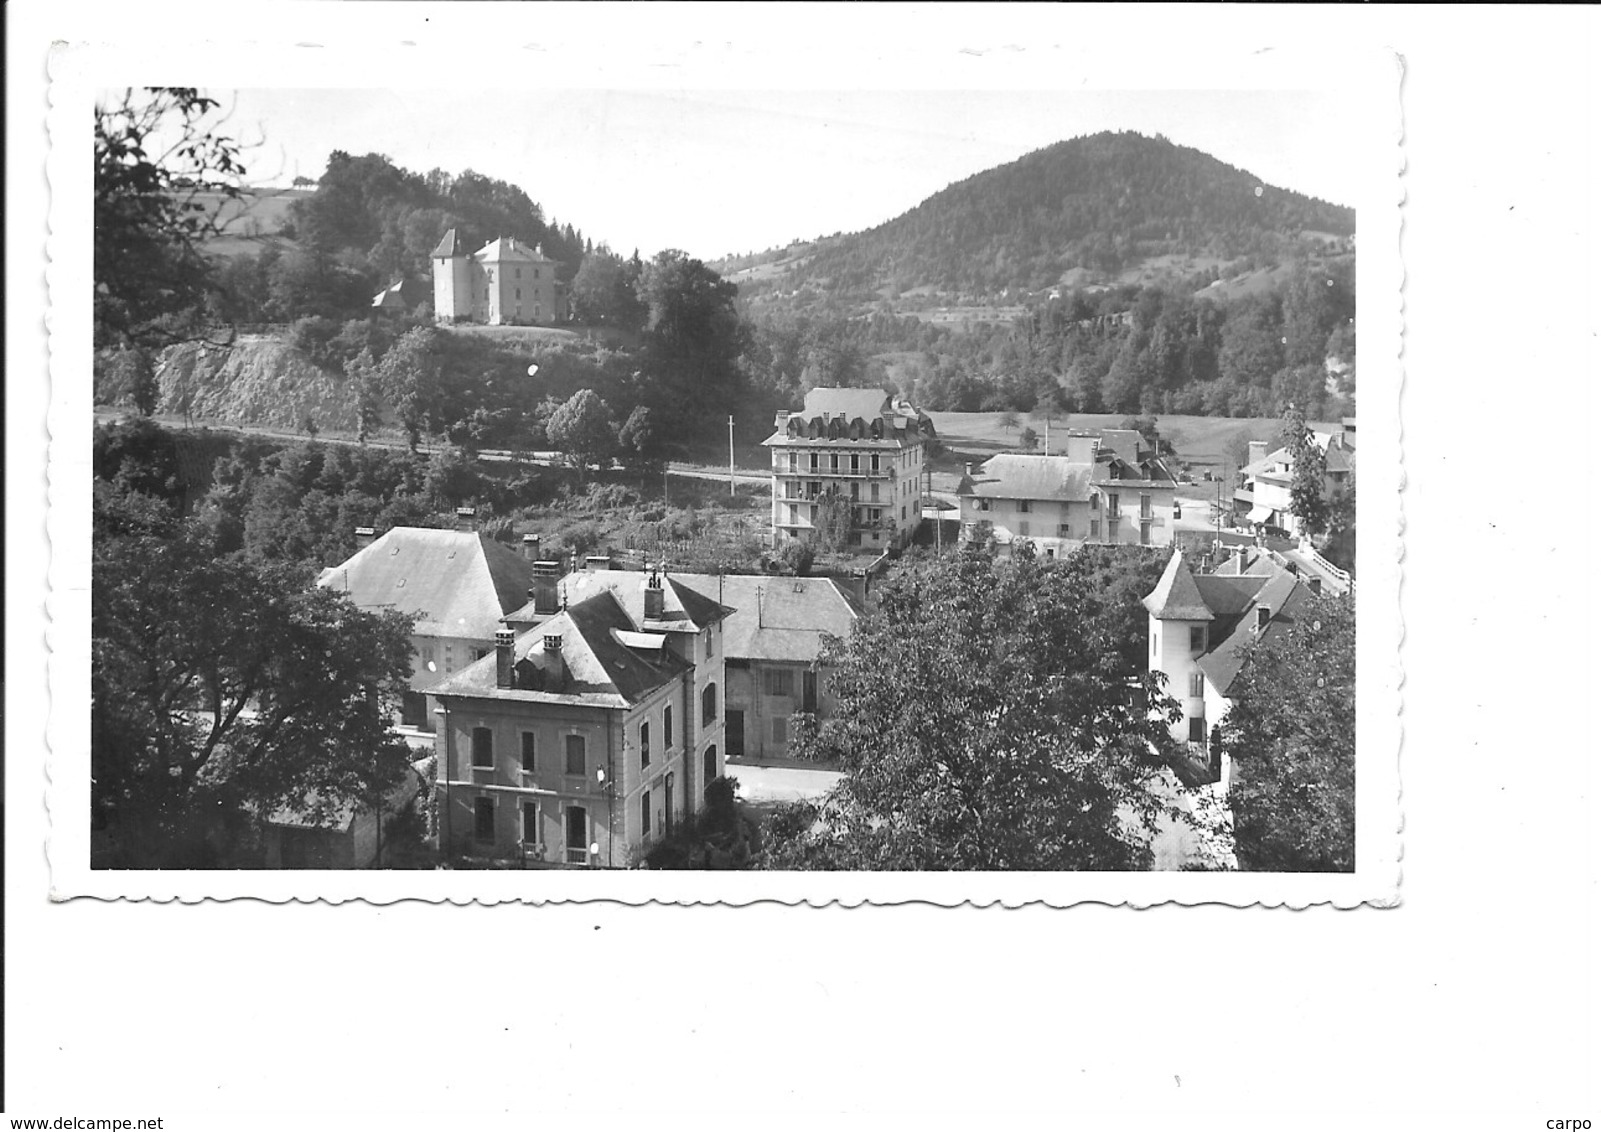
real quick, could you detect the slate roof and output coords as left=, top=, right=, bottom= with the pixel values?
left=1098, top=429, right=1144, bottom=465
left=801, top=387, right=892, bottom=421
left=958, top=454, right=1096, bottom=503
left=475, top=236, right=557, bottom=265
left=1141, top=550, right=1215, bottom=621
left=317, top=527, right=532, bottom=642
left=503, top=569, right=731, bottom=635
left=431, top=589, right=692, bottom=709
left=431, top=228, right=464, bottom=258
left=673, top=573, right=859, bottom=663
left=1197, top=572, right=1309, bottom=695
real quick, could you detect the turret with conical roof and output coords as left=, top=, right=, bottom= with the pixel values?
left=431, top=227, right=474, bottom=322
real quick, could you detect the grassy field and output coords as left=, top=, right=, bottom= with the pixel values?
left=927, top=410, right=1339, bottom=469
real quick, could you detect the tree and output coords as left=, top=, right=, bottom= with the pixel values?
left=92, top=491, right=416, bottom=867
left=1282, top=403, right=1330, bottom=538
left=345, top=347, right=383, bottom=445
left=997, top=410, right=1020, bottom=435
left=94, top=88, right=247, bottom=350
left=1018, top=426, right=1039, bottom=451
left=810, top=488, right=854, bottom=552
left=546, top=389, right=617, bottom=480
left=379, top=327, right=441, bottom=451
left=636, top=250, right=747, bottom=447
left=1220, top=592, right=1355, bottom=871
left=760, top=545, right=1189, bottom=870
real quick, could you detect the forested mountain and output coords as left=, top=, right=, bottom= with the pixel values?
left=731, top=131, right=1353, bottom=305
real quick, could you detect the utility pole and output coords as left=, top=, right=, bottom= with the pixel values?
left=728, top=415, right=736, bottom=497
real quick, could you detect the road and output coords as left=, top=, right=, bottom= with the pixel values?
left=95, top=406, right=773, bottom=487
left=728, top=761, right=843, bottom=806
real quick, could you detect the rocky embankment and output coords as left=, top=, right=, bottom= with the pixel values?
left=152, top=334, right=363, bottom=432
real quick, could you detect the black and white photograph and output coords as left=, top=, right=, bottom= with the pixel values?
left=53, top=28, right=1402, bottom=906
left=10, top=3, right=1598, bottom=1130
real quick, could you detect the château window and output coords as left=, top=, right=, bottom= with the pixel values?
left=1190, top=626, right=1207, bottom=654
left=772, top=717, right=788, bottom=744
left=870, top=455, right=881, bottom=472
left=850, top=454, right=860, bottom=472
left=474, top=797, right=495, bottom=842
left=472, top=727, right=493, bottom=769
left=1189, top=671, right=1205, bottom=697
left=640, top=721, right=651, bottom=769
left=1017, top=499, right=1032, bottom=513
left=763, top=668, right=794, bottom=698
left=641, top=791, right=652, bottom=838
left=702, top=683, right=718, bottom=726
left=1188, top=716, right=1207, bottom=745
left=521, top=732, right=537, bottom=773
left=1018, top=521, right=1031, bottom=537
left=664, top=706, right=673, bottom=750
left=564, top=734, right=586, bottom=777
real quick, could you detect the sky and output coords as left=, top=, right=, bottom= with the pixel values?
left=209, top=87, right=1361, bottom=263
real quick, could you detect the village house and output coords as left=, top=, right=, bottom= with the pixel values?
left=764, top=387, right=932, bottom=550
left=672, top=573, right=861, bottom=763
left=431, top=228, right=569, bottom=326
left=317, top=516, right=539, bottom=732
left=260, top=761, right=428, bottom=869
left=956, top=429, right=1179, bottom=556
left=1142, top=545, right=1320, bottom=791
left=430, top=568, right=730, bottom=866
left=1234, top=422, right=1356, bottom=537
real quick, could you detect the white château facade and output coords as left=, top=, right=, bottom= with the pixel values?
left=431, top=229, right=568, bottom=326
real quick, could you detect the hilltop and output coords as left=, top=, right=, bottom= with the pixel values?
left=722, top=131, right=1354, bottom=313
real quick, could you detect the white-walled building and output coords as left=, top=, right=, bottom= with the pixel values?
left=1235, top=427, right=1356, bottom=537
left=764, top=387, right=932, bottom=550
left=1142, top=546, right=1315, bottom=791
left=957, top=430, right=1179, bottom=556
left=432, top=229, right=568, bottom=326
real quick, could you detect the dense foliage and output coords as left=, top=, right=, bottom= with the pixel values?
left=760, top=544, right=1187, bottom=870
left=94, top=88, right=247, bottom=351
left=92, top=483, right=416, bottom=868
left=1221, top=592, right=1356, bottom=871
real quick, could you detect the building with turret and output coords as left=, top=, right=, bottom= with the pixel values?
left=1142, top=545, right=1317, bottom=790
left=431, top=229, right=568, bottom=326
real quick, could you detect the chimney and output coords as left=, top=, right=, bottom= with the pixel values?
left=585, top=555, right=611, bottom=572
left=455, top=506, right=476, bottom=532
left=537, top=632, right=566, bottom=689
left=521, top=534, right=541, bottom=561
left=965, top=462, right=976, bottom=478
left=354, top=526, right=376, bottom=550
left=495, top=628, right=516, bottom=689
left=1246, top=441, right=1268, bottom=468
left=644, top=567, right=665, bottom=621
left=1256, top=607, right=1272, bottom=632
left=529, top=561, right=561, bottom=615
left=1308, top=577, right=1322, bottom=595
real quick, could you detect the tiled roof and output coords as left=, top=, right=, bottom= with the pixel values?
left=958, top=454, right=1095, bottom=502
left=801, top=387, right=892, bottom=421
left=431, top=228, right=464, bottom=258
left=1141, top=550, right=1215, bottom=621
left=674, top=573, right=859, bottom=663
left=318, top=527, right=532, bottom=642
